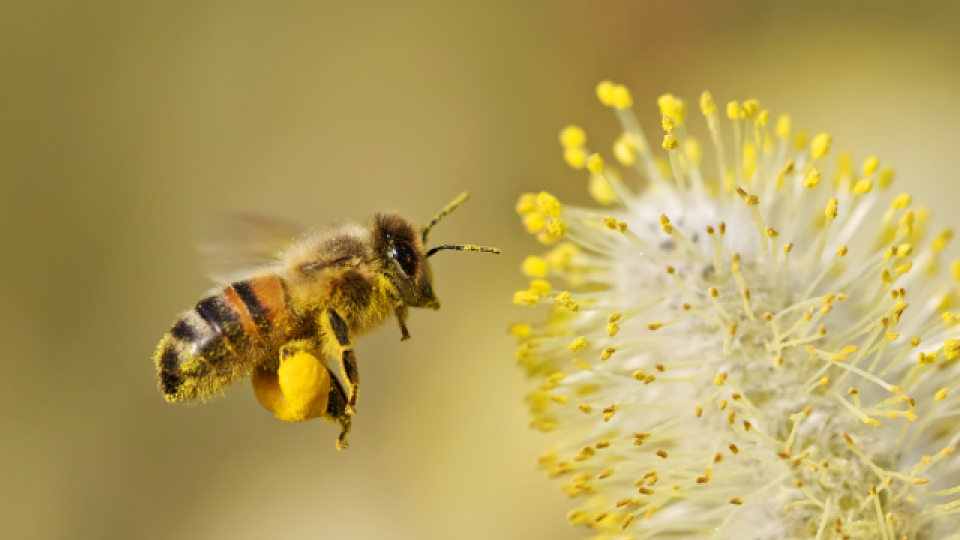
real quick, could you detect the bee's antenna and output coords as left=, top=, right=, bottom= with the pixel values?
left=422, top=192, right=470, bottom=244
left=426, top=244, right=501, bottom=258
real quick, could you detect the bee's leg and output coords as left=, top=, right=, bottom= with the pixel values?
left=395, top=304, right=411, bottom=341
left=323, top=308, right=360, bottom=415
left=324, top=374, right=352, bottom=450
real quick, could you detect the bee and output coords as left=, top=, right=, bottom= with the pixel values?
left=154, top=192, right=499, bottom=449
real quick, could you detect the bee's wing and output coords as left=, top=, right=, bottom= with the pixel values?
left=199, top=212, right=304, bottom=284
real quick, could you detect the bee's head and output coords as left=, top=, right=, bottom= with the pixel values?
left=374, top=193, right=499, bottom=310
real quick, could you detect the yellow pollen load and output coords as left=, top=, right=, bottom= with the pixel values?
left=662, top=134, right=679, bottom=150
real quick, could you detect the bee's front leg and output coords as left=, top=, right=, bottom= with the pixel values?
left=323, top=308, right=360, bottom=415
left=395, top=304, right=411, bottom=341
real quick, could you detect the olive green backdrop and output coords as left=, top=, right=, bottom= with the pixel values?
left=3, top=1, right=960, bottom=539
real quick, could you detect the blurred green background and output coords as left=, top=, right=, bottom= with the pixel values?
left=3, top=1, right=960, bottom=539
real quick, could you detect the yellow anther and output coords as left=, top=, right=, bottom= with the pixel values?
left=729, top=497, right=743, bottom=506
left=508, top=324, right=534, bottom=342
left=897, top=243, right=913, bottom=258
left=659, top=214, right=673, bottom=234
left=756, top=109, right=769, bottom=127
left=685, top=137, right=702, bottom=164
left=853, top=179, right=873, bottom=195
left=516, top=193, right=537, bottom=215
left=586, top=153, right=604, bottom=174
left=529, top=279, right=551, bottom=295
left=766, top=228, right=779, bottom=238
left=776, top=114, right=791, bottom=140
left=550, top=394, right=569, bottom=405
left=892, top=193, right=912, bottom=209
left=862, top=156, right=880, bottom=176
left=879, top=167, right=895, bottom=190
left=714, top=372, right=728, bottom=386
left=936, top=388, right=949, bottom=401
left=601, top=347, right=616, bottom=361
left=741, top=99, right=760, bottom=117
left=726, top=101, right=742, bottom=119
left=548, top=218, right=567, bottom=237
left=825, top=198, right=838, bottom=218
left=662, top=134, right=679, bottom=149
left=841, top=345, right=858, bottom=355
left=945, top=340, right=960, bottom=360
left=895, top=262, right=912, bottom=275
left=606, top=323, right=620, bottom=337
left=648, top=322, right=663, bottom=331
left=804, top=169, right=821, bottom=188
left=613, top=134, right=637, bottom=166
left=611, top=85, right=633, bottom=109
left=569, top=337, right=587, bottom=352
left=933, top=230, right=953, bottom=251
left=596, top=80, right=616, bottom=107
left=564, top=147, right=587, bottom=169
left=837, top=246, right=849, bottom=256
left=658, top=93, right=687, bottom=124
left=560, top=125, right=586, bottom=148
left=536, top=191, right=562, bottom=217
left=521, top=256, right=549, bottom=278
left=513, top=290, right=540, bottom=306
left=811, top=132, right=832, bottom=159
left=602, top=216, right=618, bottom=230
left=523, top=212, right=545, bottom=234
left=661, top=115, right=675, bottom=132
left=794, top=129, right=808, bottom=150
left=700, top=91, right=717, bottom=116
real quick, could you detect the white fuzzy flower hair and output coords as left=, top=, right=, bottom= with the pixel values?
left=512, top=83, right=960, bottom=540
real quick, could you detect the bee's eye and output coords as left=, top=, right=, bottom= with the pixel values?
left=391, top=242, right=418, bottom=277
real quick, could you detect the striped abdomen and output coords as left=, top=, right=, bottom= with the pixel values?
left=155, top=275, right=292, bottom=402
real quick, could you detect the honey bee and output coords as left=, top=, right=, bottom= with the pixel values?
left=154, top=193, right=499, bottom=449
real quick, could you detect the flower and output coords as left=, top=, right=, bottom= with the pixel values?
left=512, top=82, right=960, bottom=539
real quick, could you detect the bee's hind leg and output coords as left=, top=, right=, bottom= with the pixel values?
left=324, top=374, right=353, bottom=450
left=323, top=308, right=360, bottom=415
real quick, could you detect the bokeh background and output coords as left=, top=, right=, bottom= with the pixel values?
left=4, top=1, right=960, bottom=539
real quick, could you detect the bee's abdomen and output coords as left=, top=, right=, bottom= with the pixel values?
left=155, top=275, right=291, bottom=402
